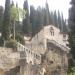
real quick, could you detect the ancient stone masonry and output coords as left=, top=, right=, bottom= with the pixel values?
left=0, top=25, right=70, bottom=75
left=17, top=42, right=42, bottom=75
left=16, top=25, right=70, bottom=75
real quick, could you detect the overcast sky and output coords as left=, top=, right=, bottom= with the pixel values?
left=0, top=0, right=71, bottom=19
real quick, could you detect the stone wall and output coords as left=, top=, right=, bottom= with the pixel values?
left=0, top=47, right=19, bottom=71
left=30, top=25, right=69, bottom=55
left=43, top=25, right=69, bottom=48
left=42, top=42, right=68, bottom=75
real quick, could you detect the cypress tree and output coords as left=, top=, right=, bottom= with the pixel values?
left=42, top=8, right=47, bottom=26
left=61, top=14, right=67, bottom=33
left=22, top=0, right=31, bottom=36
left=45, top=1, right=50, bottom=25
left=2, top=0, right=11, bottom=40
left=40, top=8, right=45, bottom=27
left=58, top=11, right=62, bottom=31
left=0, top=6, right=4, bottom=32
left=30, top=5, right=37, bottom=36
left=54, top=11, right=58, bottom=27
left=63, top=20, right=67, bottom=33
left=30, top=6, right=44, bottom=36
left=36, top=7, right=44, bottom=32
left=50, top=11, right=54, bottom=25
left=68, top=0, right=75, bottom=59
left=49, top=11, right=53, bottom=25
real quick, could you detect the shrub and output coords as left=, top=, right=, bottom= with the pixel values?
left=0, top=36, right=4, bottom=46
left=5, top=33, right=25, bottom=51
left=5, top=39, right=17, bottom=51
left=15, top=33, right=25, bottom=45
left=68, top=67, right=75, bottom=75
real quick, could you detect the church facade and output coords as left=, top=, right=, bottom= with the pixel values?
left=26, top=25, right=70, bottom=75
left=17, top=25, right=70, bottom=75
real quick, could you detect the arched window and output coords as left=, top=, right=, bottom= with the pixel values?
left=50, top=27, right=54, bottom=36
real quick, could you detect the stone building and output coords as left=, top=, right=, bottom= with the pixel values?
left=0, top=25, right=70, bottom=75
left=24, top=25, right=70, bottom=75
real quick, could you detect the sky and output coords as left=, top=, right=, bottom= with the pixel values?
left=0, top=0, right=71, bottom=19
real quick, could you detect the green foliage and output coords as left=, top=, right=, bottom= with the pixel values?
left=10, top=5, right=19, bottom=21
left=0, top=6, right=4, bottom=32
left=50, top=11, right=54, bottom=25
left=30, top=5, right=36, bottom=36
left=2, top=0, right=11, bottom=40
left=10, top=2, right=26, bottom=39
left=15, top=33, right=25, bottom=45
left=45, top=1, right=50, bottom=25
left=5, top=39, right=17, bottom=51
left=30, top=6, right=44, bottom=36
left=22, top=0, right=31, bottom=35
left=4, top=33, right=25, bottom=50
left=68, top=33, right=75, bottom=59
left=30, top=4, right=67, bottom=36
left=11, top=33, right=25, bottom=45
left=10, top=4, right=26, bottom=22
left=54, top=11, right=58, bottom=27
left=0, top=36, right=4, bottom=46
left=68, top=0, right=75, bottom=59
left=68, top=67, right=75, bottom=75
left=58, top=11, right=62, bottom=30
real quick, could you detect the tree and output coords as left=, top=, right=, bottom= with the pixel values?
left=61, top=14, right=67, bottom=33
left=30, top=6, right=44, bottom=36
left=42, top=8, right=46, bottom=25
left=50, top=11, right=54, bottom=25
left=63, top=19, right=67, bottom=33
left=0, top=6, right=4, bottom=32
left=30, top=5, right=36, bottom=36
left=35, top=7, right=44, bottom=33
left=54, top=11, right=58, bottom=27
left=10, top=2, right=19, bottom=40
left=10, top=2, right=26, bottom=40
left=68, top=0, right=75, bottom=60
left=57, top=11, right=62, bottom=31
left=22, top=0, right=31, bottom=36
left=2, top=0, right=11, bottom=40
left=49, top=11, right=53, bottom=25
left=45, top=1, right=50, bottom=25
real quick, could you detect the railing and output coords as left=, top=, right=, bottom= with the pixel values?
left=17, top=42, right=41, bottom=64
